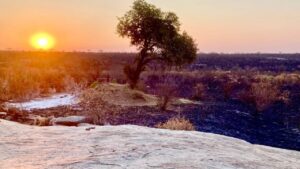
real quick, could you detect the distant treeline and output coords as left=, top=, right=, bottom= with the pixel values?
left=2, top=51, right=300, bottom=72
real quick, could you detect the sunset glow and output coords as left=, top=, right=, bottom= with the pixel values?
left=1, top=0, right=300, bottom=167
left=1, top=0, right=300, bottom=52
left=30, top=32, right=55, bottom=50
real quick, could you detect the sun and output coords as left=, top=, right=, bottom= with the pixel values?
left=30, top=32, right=56, bottom=50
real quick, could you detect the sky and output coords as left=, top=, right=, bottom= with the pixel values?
left=0, top=0, right=300, bottom=53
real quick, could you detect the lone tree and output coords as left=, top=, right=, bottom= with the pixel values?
left=117, top=0, right=197, bottom=89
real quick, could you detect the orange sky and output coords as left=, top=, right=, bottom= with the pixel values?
left=1, top=0, right=300, bottom=53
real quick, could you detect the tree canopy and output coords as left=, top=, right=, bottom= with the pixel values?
left=117, top=0, right=197, bottom=88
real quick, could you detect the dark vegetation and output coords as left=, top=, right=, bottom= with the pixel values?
left=1, top=51, right=300, bottom=150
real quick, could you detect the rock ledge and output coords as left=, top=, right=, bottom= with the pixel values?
left=0, top=120, right=299, bottom=169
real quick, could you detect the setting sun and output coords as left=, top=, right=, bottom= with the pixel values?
left=30, top=32, right=55, bottom=50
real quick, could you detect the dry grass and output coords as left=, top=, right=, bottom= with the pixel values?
left=0, top=51, right=104, bottom=102
left=250, top=82, right=281, bottom=111
left=33, top=116, right=51, bottom=126
left=80, top=88, right=120, bottom=125
left=80, top=83, right=159, bottom=124
left=145, top=70, right=297, bottom=113
left=87, top=83, right=158, bottom=107
left=238, top=81, right=289, bottom=112
left=156, top=117, right=195, bottom=131
left=1, top=51, right=299, bottom=117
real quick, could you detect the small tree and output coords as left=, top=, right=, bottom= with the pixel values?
left=156, top=75, right=178, bottom=111
left=117, top=0, right=197, bottom=89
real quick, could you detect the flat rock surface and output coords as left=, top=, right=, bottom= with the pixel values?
left=50, top=116, right=91, bottom=126
left=0, top=120, right=299, bottom=169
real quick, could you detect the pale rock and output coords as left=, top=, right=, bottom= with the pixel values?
left=0, top=120, right=299, bottom=169
left=50, top=116, right=93, bottom=126
left=0, top=112, right=7, bottom=116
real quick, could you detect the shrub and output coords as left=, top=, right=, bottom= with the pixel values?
left=241, top=81, right=289, bottom=112
left=156, top=76, right=178, bottom=111
left=33, top=116, right=51, bottom=126
left=192, top=83, right=207, bottom=100
left=63, top=75, right=87, bottom=93
left=156, top=117, right=195, bottom=131
left=220, top=74, right=239, bottom=100
left=80, top=88, right=121, bottom=125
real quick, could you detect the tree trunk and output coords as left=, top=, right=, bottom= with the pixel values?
left=129, top=46, right=149, bottom=89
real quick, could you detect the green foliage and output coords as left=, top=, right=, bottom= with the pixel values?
left=117, top=0, right=197, bottom=88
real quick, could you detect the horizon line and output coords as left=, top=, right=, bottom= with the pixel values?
left=1, top=50, right=300, bottom=55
